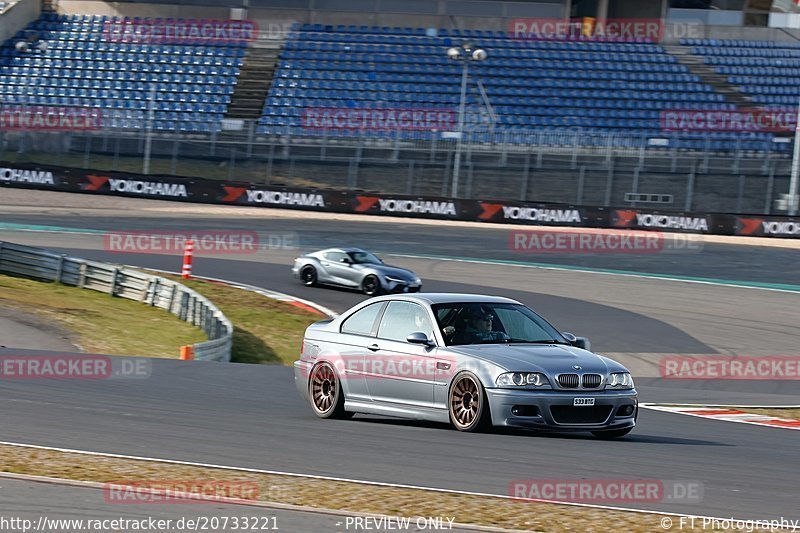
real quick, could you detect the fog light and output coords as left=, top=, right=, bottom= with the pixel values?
left=511, top=405, right=539, bottom=417
left=618, top=405, right=635, bottom=417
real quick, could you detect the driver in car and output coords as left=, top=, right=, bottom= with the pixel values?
left=460, top=307, right=510, bottom=343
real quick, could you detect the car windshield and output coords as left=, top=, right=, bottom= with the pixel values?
left=348, top=251, right=382, bottom=264
left=432, top=302, right=568, bottom=347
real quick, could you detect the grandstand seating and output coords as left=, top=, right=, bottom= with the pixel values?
left=683, top=38, right=800, bottom=106
left=257, top=24, right=782, bottom=151
left=0, top=13, right=247, bottom=132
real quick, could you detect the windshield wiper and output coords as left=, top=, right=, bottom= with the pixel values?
left=508, top=339, right=570, bottom=345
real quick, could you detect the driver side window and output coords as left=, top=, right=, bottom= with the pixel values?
left=377, top=301, right=433, bottom=342
left=324, top=251, right=348, bottom=263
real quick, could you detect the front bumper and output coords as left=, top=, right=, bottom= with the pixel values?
left=293, top=360, right=312, bottom=402
left=385, top=279, right=422, bottom=293
left=486, top=388, right=638, bottom=431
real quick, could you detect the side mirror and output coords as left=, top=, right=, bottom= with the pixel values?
left=407, top=331, right=434, bottom=347
left=562, top=332, right=591, bottom=351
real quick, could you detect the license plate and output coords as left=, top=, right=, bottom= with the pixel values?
left=573, top=398, right=595, bottom=406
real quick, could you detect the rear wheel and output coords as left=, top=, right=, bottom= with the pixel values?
left=448, top=372, right=491, bottom=432
left=309, top=362, right=352, bottom=419
left=300, top=265, right=317, bottom=287
left=362, top=275, right=381, bottom=296
left=591, top=427, right=633, bottom=439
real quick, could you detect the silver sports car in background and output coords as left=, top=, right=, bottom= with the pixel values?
left=294, top=294, right=638, bottom=438
left=292, top=247, right=422, bottom=295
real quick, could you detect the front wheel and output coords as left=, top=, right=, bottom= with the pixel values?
left=309, top=362, right=352, bottom=419
left=448, top=372, right=491, bottom=432
left=362, top=275, right=381, bottom=296
left=591, top=427, right=633, bottom=439
left=300, top=265, right=317, bottom=287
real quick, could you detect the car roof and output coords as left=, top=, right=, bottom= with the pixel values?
left=318, top=247, right=368, bottom=254
left=374, top=293, right=522, bottom=305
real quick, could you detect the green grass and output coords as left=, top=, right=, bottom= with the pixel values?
left=157, top=274, right=323, bottom=364
left=0, top=274, right=206, bottom=357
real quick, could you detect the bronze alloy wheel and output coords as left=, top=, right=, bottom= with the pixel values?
left=309, top=362, right=350, bottom=419
left=449, top=373, right=489, bottom=432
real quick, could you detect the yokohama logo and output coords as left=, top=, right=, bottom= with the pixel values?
left=107, top=179, right=187, bottom=197
left=615, top=210, right=708, bottom=231
left=739, top=217, right=800, bottom=236
left=0, top=168, right=55, bottom=185
left=502, top=206, right=581, bottom=223
left=246, top=190, right=324, bottom=207
left=636, top=214, right=708, bottom=231
left=378, top=199, right=457, bottom=216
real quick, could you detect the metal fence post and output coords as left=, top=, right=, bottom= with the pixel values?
left=631, top=167, right=640, bottom=208
left=265, top=143, right=274, bottom=185
left=150, top=278, right=160, bottom=306
left=604, top=157, right=615, bottom=207
left=519, top=153, right=530, bottom=201
left=55, top=254, right=65, bottom=284
left=765, top=164, right=775, bottom=215
left=109, top=267, right=118, bottom=296
left=167, top=283, right=177, bottom=314
left=577, top=166, right=585, bottom=204
left=406, top=160, right=414, bottom=195
left=685, top=161, right=697, bottom=212
left=78, top=262, right=87, bottom=288
left=736, top=174, right=745, bottom=213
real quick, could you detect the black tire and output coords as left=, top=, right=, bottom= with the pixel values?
left=448, top=372, right=491, bottom=432
left=591, top=427, right=633, bottom=440
left=308, top=362, right=352, bottom=419
left=362, top=275, right=381, bottom=296
left=300, top=265, right=317, bottom=287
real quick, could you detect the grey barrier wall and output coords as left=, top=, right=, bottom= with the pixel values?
left=0, top=241, right=233, bottom=361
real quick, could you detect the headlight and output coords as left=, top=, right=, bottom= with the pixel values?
left=607, top=372, right=634, bottom=389
left=384, top=276, right=408, bottom=283
left=496, top=372, right=549, bottom=387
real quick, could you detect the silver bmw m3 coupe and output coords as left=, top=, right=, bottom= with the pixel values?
left=292, top=247, right=422, bottom=296
left=294, top=294, right=638, bottom=438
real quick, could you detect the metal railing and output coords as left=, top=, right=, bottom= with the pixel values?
left=0, top=241, right=233, bottom=361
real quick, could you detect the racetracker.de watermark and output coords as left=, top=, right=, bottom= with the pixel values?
left=507, top=18, right=703, bottom=42
left=301, top=107, right=456, bottom=131
left=660, top=109, right=796, bottom=133
left=510, top=479, right=703, bottom=504
left=0, top=355, right=150, bottom=380
left=303, top=354, right=457, bottom=381
left=103, top=231, right=298, bottom=255
left=102, top=19, right=259, bottom=44
left=0, top=106, right=103, bottom=131
left=660, top=356, right=800, bottom=380
left=103, top=480, right=287, bottom=504
left=508, top=230, right=703, bottom=254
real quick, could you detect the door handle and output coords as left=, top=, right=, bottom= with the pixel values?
left=436, top=362, right=451, bottom=370
left=368, top=344, right=380, bottom=352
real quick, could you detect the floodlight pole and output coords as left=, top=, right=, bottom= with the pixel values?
left=451, top=60, right=469, bottom=199
left=788, top=96, right=800, bottom=216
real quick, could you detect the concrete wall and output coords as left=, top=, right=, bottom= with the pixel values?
left=0, top=0, right=40, bottom=44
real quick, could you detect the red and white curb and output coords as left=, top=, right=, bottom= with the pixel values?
left=141, top=268, right=338, bottom=318
left=640, top=403, right=800, bottom=430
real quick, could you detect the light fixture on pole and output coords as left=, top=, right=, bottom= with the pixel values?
left=788, top=96, right=800, bottom=216
left=447, top=41, right=487, bottom=199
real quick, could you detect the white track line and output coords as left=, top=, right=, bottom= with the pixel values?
left=386, top=253, right=800, bottom=294
left=0, top=439, right=786, bottom=527
left=0, top=472, right=521, bottom=532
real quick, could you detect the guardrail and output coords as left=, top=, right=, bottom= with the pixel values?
left=0, top=241, right=233, bottom=361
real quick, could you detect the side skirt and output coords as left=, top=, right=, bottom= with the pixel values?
left=345, top=400, right=450, bottom=424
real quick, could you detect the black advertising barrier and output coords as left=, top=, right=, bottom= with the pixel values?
left=1, top=160, right=799, bottom=238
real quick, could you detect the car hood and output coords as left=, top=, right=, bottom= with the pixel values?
left=447, top=343, right=625, bottom=374
left=357, top=264, right=417, bottom=280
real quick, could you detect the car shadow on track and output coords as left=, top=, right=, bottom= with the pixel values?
left=345, top=416, right=728, bottom=446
